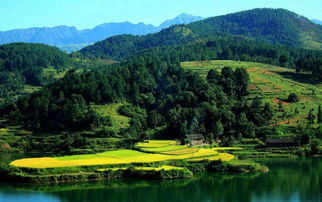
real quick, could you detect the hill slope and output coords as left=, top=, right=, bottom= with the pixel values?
left=188, top=8, right=322, bottom=49
left=0, top=43, right=70, bottom=100
left=79, top=8, right=322, bottom=59
left=79, top=25, right=200, bottom=59
left=182, top=60, right=322, bottom=126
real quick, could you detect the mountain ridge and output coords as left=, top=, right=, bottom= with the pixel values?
left=0, top=13, right=203, bottom=52
left=79, top=8, right=322, bottom=60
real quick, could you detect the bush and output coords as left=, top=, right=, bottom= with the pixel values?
left=288, top=93, right=299, bottom=103
left=209, top=160, right=269, bottom=172
left=309, top=139, right=320, bottom=155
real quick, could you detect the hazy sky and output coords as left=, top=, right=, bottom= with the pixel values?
left=0, top=0, right=321, bottom=31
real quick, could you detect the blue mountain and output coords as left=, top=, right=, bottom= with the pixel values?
left=0, top=13, right=203, bottom=52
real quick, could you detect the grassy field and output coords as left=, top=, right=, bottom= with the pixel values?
left=136, top=140, right=190, bottom=154
left=23, top=67, right=66, bottom=94
left=43, top=66, right=66, bottom=79
left=188, top=153, right=234, bottom=162
left=0, top=103, right=130, bottom=153
left=10, top=140, right=233, bottom=168
left=141, top=145, right=188, bottom=152
left=136, top=140, right=177, bottom=148
left=23, top=85, right=42, bottom=94
left=182, top=60, right=322, bottom=126
left=92, top=103, right=130, bottom=132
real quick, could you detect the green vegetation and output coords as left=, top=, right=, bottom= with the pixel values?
left=136, top=140, right=177, bottom=148
left=80, top=9, right=322, bottom=62
left=92, top=103, right=130, bottom=132
left=1, top=140, right=275, bottom=183
left=188, top=8, right=322, bottom=49
left=0, top=8, right=321, bottom=185
left=10, top=147, right=220, bottom=169
left=210, top=160, right=269, bottom=172
left=182, top=60, right=322, bottom=128
left=0, top=43, right=70, bottom=103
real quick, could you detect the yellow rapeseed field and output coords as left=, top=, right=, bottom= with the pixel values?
left=10, top=157, right=129, bottom=168
left=162, top=148, right=199, bottom=155
left=188, top=153, right=235, bottom=162
left=213, top=147, right=242, bottom=151
left=141, top=145, right=187, bottom=152
left=10, top=143, right=233, bottom=169
left=136, top=140, right=177, bottom=148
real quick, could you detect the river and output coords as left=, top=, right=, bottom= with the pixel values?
left=0, top=154, right=321, bottom=202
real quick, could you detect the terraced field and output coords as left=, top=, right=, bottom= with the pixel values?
left=10, top=140, right=234, bottom=169
left=182, top=60, right=322, bottom=126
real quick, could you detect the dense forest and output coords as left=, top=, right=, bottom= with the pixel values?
left=0, top=43, right=70, bottom=100
left=188, top=8, right=322, bottom=49
left=1, top=31, right=322, bottom=145
left=80, top=34, right=322, bottom=81
left=1, top=46, right=275, bottom=147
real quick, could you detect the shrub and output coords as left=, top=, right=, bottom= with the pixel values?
left=309, top=138, right=320, bottom=155
left=288, top=93, right=299, bottom=103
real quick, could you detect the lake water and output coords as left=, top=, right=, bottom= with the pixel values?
left=0, top=155, right=321, bottom=202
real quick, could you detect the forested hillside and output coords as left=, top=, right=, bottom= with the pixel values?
left=188, top=8, right=322, bottom=49
left=0, top=44, right=277, bottom=152
left=79, top=25, right=200, bottom=59
left=0, top=43, right=70, bottom=100
left=79, top=8, right=322, bottom=60
left=80, top=34, right=322, bottom=82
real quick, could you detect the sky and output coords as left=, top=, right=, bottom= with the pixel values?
left=0, top=0, right=321, bottom=31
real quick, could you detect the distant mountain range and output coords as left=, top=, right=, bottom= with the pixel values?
left=312, top=19, right=322, bottom=25
left=0, top=13, right=203, bottom=52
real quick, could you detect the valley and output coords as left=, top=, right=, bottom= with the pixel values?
left=0, top=4, right=321, bottom=202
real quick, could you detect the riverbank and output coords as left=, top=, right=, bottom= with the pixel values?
left=0, top=159, right=268, bottom=183
left=0, top=140, right=271, bottom=183
left=4, top=139, right=319, bottom=183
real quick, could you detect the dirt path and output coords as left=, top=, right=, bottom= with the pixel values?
left=270, top=118, right=299, bottom=126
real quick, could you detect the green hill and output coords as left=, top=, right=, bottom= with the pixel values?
left=79, top=8, right=322, bottom=60
left=182, top=60, right=322, bottom=126
left=79, top=26, right=200, bottom=60
left=0, top=43, right=70, bottom=101
left=188, top=8, right=322, bottom=49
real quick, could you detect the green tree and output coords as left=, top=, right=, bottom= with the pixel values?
left=317, top=105, right=322, bottom=124
left=263, top=103, right=274, bottom=124
left=207, top=69, right=220, bottom=84
left=307, top=109, right=316, bottom=125
left=234, top=68, right=250, bottom=99
left=213, top=120, right=224, bottom=140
